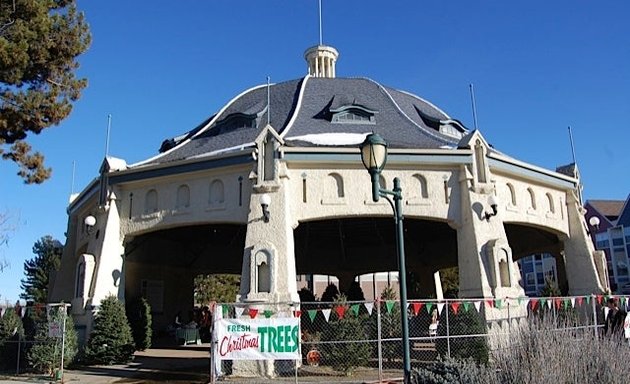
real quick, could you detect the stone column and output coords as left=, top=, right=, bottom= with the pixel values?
left=563, top=192, right=607, bottom=294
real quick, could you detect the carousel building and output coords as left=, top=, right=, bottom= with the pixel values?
left=49, top=45, right=607, bottom=337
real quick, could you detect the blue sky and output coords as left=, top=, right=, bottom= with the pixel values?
left=1, top=1, right=629, bottom=304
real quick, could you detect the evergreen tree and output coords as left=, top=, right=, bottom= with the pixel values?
left=0, top=0, right=91, bottom=184
left=27, top=306, right=78, bottom=373
left=84, top=295, right=135, bottom=365
left=194, top=274, right=240, bottom=304
left=320, top=283, right=340, bottom=303
left=20, top=235, right=62, bottom=303
left=126, top=297, right=152, bottom=351
left=0, top=307, right=24, bottom=369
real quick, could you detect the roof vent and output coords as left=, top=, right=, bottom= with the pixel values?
left=304, top=45, right=339, bottom=78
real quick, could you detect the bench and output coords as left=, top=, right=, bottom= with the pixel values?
left=412, top=341, right=436, bottom=352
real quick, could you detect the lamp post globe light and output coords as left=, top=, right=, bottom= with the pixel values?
left=360, top=133, right=411, bottom=384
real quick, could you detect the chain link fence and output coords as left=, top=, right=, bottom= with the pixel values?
left=210, top=294, right=620, bottom=383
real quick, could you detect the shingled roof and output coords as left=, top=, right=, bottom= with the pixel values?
left=135, top=76, right=467, bottom=167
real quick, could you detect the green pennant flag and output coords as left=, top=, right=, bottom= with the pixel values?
left=426, top=302, right=434, bottom=314
left=585, top=295, right=591, bottom=304
left=308, top=309, right=317, bottom=322
left=222, top=304, right=229, bottom=316
left=563, top=299, right=570, bottom=308
left=350, top=304, right=360, bottom=316
left=495, top=299, right=503, bottom=309
left=517, top=297, right=524, bottom=305
left=540, top=298, right=547, bottom=308
left=264, top=310, right=273, bottom=318
left=462, top=301, right=471, bottom=312
left=385, top=301, right=395, bottom=314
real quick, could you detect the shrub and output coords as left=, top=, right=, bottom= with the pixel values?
left=0, top=307, right=24, bottom=369
left=27, top=307, right=78, bottom=374
left=126, top=297, right=152, bottom=351
left=441, top=307, right=489, bottom=364
left=84, top=295, right=135, bottom=365
left=411, top=357, right=492, bottom=384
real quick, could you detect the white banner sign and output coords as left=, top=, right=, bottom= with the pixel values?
left=214, top=318, right=300, bottom=360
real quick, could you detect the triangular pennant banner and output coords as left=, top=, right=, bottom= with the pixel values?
left=322, top=309, right=331, bottom=322
left=546, top=299, right=552, bottom=310
left=451, top=302, right=461, bottom=314
left=385, top=301, right=395, bottom=314
left=334, top=305, right=346, bottom=319
left=570, top=298, right=576, bottom=308
left=222, top=304, right=229, bottom=316
left=522, top=298, right=530, bottom=309
left=576, top=297, right=584, bottom=307
left=586, top=295, right=591, bottom=305
left=554, top=298, right=561, bottom=310
left=462, top=302, right=471, bottom=312
left=517, top=297, right=524, bottom=306
left=437, top=303, right=445, bottom=315
left=350, top=304, right=360, bottom=317
left=249, top=308, right=258, bottom=319
left=596, top=295, right=603, bottom=305
left=539, top=298, right=547, bottom=309
left=294, top=310, right=301, bottom=318
left=530, top=299, right=539, bottom=311
left=241, top=307, right=249, bottom=317
left=485, top=300, right=494, bottom=309
left=426, top=302, right=434, bottom=314
left=603, top=307, right=610, bottom=319
left=412, top=302, right=423, bottom=316
left=473, top=301, right=481, bottom=312
left=264, top=310, right=273, bottom=318
left=365, top=302, right=374, bottom=315
left=495, top=299, right=503, bottom=309
left=563, top=298, right=571, bottom=308
left=307, top=309, right=317, bottom=322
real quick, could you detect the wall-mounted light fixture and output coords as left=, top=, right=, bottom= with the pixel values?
left=588, top=216, right=600, bottom=235
left=484, top=195, right=498, bottom=221
left=84, top=215, right=96, bottom=234
left=259, top=194, right=271, bottom=223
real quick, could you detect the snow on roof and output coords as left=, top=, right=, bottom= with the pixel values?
left=286, top=132, right=369, bottom=146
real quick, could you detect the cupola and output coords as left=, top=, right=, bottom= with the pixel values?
left=304, top=45, right=339, bottom=78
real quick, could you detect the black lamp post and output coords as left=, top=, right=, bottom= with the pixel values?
left=360, top=133, right=411, bottom=384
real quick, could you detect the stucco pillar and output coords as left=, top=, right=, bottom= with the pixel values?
left=238, top=176, right=299, bottom=304
left=456, top=168, right=524, bottom=300
left=563, top=193, right=607, bottom=294
left=89, top=194, right=126, bottom=306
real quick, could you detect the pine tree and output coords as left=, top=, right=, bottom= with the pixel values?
left=27, top=306, right=78, bottom=374
left=0, top=0, right=91, bottom=184
left=20, top=235, right=62, bottom=303
left=0, top=307, right=24, bottom=369
left=84, top=295, right=135, bottom=365
left=126, top=297, right=152, bottom=351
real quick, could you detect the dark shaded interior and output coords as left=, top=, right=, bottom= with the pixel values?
left=125, top=224, right=246, bottom=273
left=293, top=218, right=458, bottom=277
left=505, top=223, right=563, bottom=260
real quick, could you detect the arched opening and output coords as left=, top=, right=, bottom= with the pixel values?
left=507, top=183, right=517, bottom=206
left=209, top=179, right=225, bottom=204
left=176, top=184, right=190, bottom=209
left=145, top=189, right=158, bottom=213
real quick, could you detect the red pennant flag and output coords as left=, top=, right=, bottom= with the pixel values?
left=530, top=299, right=539, bottom=310
left=554, top=298, right=561, bottom=310
left=576, top=297, right=584, bottom=307
left=596, top=295, right=603, bottom=305
left=451, top=302, right=461, bottom=314
left=294, top=310, right=301, bottom=318
left=412, top=302, right=423, bottom=316
left=249, top=309, right=258, bottom=319
left=334, top=306, right=346, bottom=319
left=485, top=299, right=494, bottom=308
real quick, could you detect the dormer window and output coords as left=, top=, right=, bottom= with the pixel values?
left=204, top=113, right=256, bottom=137
left=330, top=105, right=377, bottom=124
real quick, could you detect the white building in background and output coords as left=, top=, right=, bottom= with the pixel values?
left=50, top=45, right=607, bottom=360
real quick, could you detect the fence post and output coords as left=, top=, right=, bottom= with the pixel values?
left=375, top=299, right=382, bottom=383
left=591, top=294, right=598, bottom=340
left=15, top=331, right=21, bottom=375
left=445, top=299, right=450, bottom=359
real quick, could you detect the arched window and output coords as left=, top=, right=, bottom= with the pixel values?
left=507, top=183, right=516, bottom=206
left=176, top=184, right=190, bottom=209
left=527, top=188, right=536, bottom=210
left=145, top=189, right=158, bottom=213
left=209, top=179, right=225, bottom=204
left=329, top=173, right=345, bottom=198
left=546, top=193, right=555, bottom=213
left=414, top=174, right=429, bottom=199
left=257, top=262, right=271, bottom=293
left=75, top=262, right=86, bottom=298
